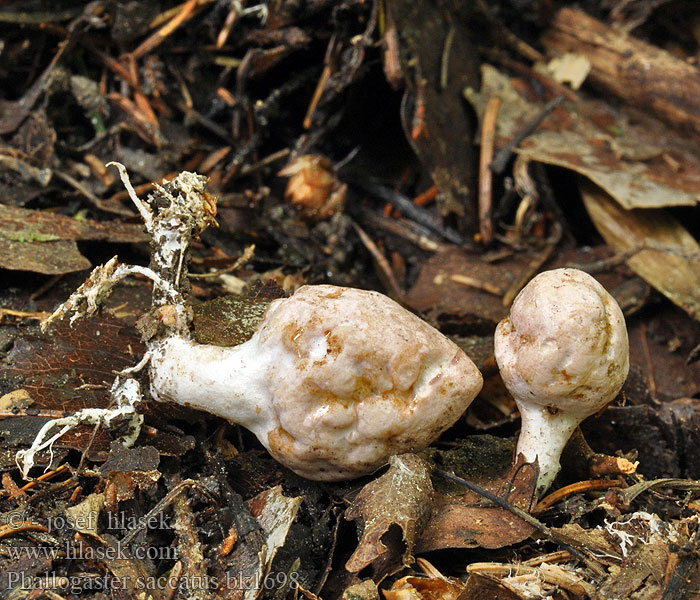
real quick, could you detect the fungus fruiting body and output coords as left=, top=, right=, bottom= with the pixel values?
left=494, top=268, right=629, bottom=495
left=24, top=164, right=483, bottom=481
left=150, top=285, right=483, bottom=480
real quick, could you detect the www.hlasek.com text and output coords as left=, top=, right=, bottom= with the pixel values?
left=5, top=540, right=178, bottom=562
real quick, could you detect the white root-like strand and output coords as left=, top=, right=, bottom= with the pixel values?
left=16, top=378, right=144, bottom=478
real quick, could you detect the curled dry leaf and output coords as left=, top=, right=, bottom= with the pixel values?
left=581, top=182, right=700, bottom=322
left=345, top=454, right=433, bottom=576
left=465, top=65, right=700, bottom=209
left=65, top=493, right=104, bottom=537
left=278, top=155, right=346, bottom=221
left=346, top=442, right=539, bottom=576
left=417, top=439, right=537, bottom=552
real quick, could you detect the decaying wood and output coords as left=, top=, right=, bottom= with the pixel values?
left=542, top=8, right=700, bottom=136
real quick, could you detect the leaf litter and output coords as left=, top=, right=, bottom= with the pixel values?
left=0, top=2, right=699, bottom=599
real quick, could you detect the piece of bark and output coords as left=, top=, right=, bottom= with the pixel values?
left=542, top=8, right=700, bottom=136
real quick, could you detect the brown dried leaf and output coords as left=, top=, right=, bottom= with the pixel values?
left=100, top=442, right=161, bottom=501
left=465, top=65, right=700, bottom=209
left=580, top=182, right=700, bottom=321
left=1, top=314, right=145, bottom=412
left=0, top=205, right=147, bottom=274
left=417, top=439, right=537, bottom=552
left=65, top=493, right=104, bottom=536
left=404, top=247, right=532, bottom=329
left=345, top=454, right=434, bottom=576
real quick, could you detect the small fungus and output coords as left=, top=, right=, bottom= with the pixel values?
left=494, top=268, right=629, bottom=495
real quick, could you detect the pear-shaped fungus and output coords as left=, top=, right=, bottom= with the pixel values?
left=494, top=268, right=629, bottom=495
left=150, top=285, right=483, bottom=480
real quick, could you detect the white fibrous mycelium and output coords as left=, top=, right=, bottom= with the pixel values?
left=494, top=268, right=629, bottom=495
left=20, top=164, right=483, bottom=481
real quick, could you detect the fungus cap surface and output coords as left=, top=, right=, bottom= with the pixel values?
left=494, top=268, right=629, bottom=417
left=255, top=285, right=483, bottom=479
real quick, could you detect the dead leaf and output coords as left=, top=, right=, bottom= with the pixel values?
left=66, top=493, right=104, bottom=536
left=99, top=442, right=161, bottom=501
left=544, top=52, right=591, bottom=90
left=465, top=65, right=700, bottom=209
left=345, top=454, right=434, bottom=576
left=1, top=314, right=145, bottom=412
left=0, top=205, right=146, bottom=274
left=404, top=247, right=532, bottom=329
left=580, top=181, right=700, bottom=321
left=417, top=439, right=537, bottom=552
left=0, top=536, right=54, bottom=593
left=600, top=542, right=669, bottom=599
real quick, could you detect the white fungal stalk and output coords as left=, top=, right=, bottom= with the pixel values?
left=494, top=268, right=629, bottom=496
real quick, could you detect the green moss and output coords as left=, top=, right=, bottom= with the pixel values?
left=8, top=230, right=60, bottom=243
left=192, top=296, right=271, bottom=347
left=422, top=435, right=517, bottom=494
